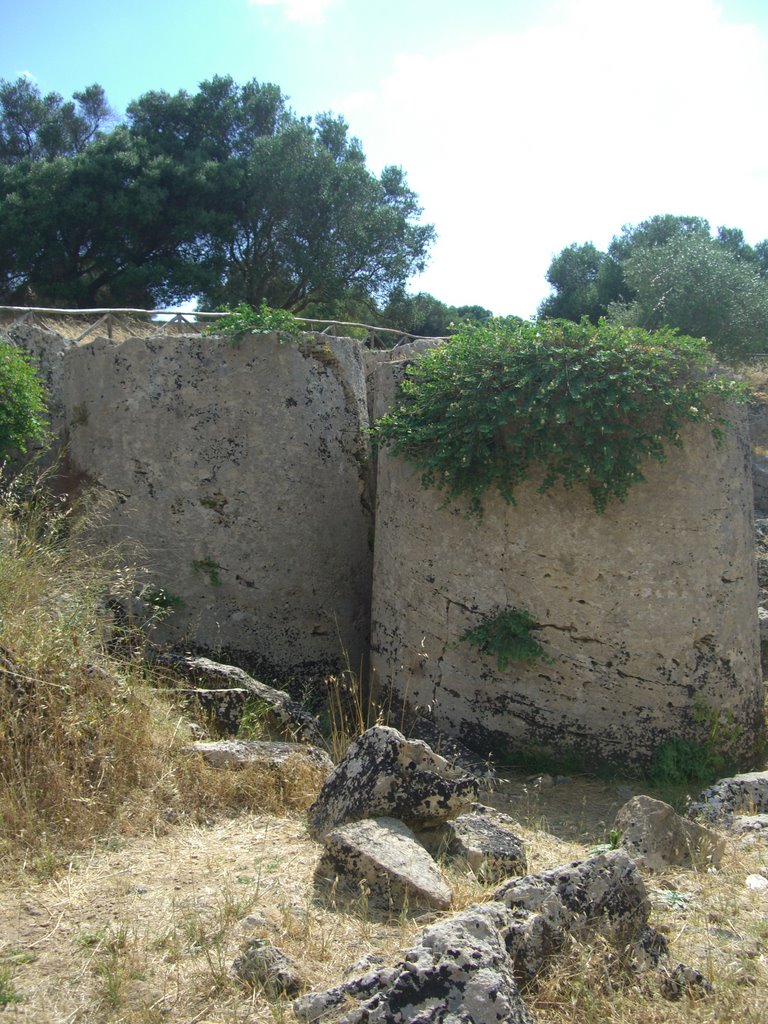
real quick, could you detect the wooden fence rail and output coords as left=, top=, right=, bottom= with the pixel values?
left=0, top=306, right=446, bottom=349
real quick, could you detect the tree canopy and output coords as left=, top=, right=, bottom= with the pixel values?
left=0, top=76, right=434, bottom=313
left=539, top=215, right=768, bottom=360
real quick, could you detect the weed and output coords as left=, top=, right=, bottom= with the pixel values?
left=459, top=607, right=552, bottom=670
left=191, top=558, right=223, bottom=587
left=0, top=965, right=22, bottom=1006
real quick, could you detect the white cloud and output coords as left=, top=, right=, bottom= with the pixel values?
left=339, top=0, right=768, bottom=316
left=248, top=0, right=335, bottom=24
left=18, top=70, right=37, bottom=81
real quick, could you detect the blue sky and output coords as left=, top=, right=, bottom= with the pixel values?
left=2, top=0, right=768, bottom=317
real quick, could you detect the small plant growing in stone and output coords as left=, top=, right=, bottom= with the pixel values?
left=191, top=558, right=223, bottom=587
left=209, top=301, right=303, bottom=344
left=460, top=608, right=551, bottom=670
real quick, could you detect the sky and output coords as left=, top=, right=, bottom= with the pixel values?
left=2, top=0, right=768, bottom=318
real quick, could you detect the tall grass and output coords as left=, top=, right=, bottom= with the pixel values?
left=0, top=474, right=328, bottom=865
left=0, top=475, right=164, bottom=857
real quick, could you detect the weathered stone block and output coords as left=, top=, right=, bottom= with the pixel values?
left=615, top=795, right=726, bottom=870
left=315, top=817, right=452, bottom=910
left=370, top=346, right=762, bottom=770
left=306, top=726, right=478, bottom=839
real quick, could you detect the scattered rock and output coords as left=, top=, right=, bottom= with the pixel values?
left=177, top=687, right=254, bottom=734
left=616, top=795, right=726, bottom=870
left=526, top=773, right=554, bottom=789
left=293, top=901, right=533, bottom=1024
left=493, top=851, right=651, bottom=978
left=316, top=816, right=452, bottom=911
left=306, top=726, right=478, bottom=839
left=745, top=873, right=768, bottom=890
left=233, top=938, right=305, bottom=996
left=297, top=850, right=708, bottom=1023
left=188, top=739, right=333, bottom=774
left=689, top=771, right=768, bottom=821
left=423, top=811, right=528, bottom=883
left=165, top=655, right=323, bottom=744
left=659, top=962, right=713, bottom=1001
left=732, top=813, right=768, bottom=837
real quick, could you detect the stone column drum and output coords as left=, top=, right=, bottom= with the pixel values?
left=57, top=330, right=373, bottom=681
left=370, top=351, right=763, bottom=770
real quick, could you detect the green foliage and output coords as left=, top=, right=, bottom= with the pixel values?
left=0, top=75, right=433, bottom=310
left=375, top=318, right=746, bottom=516
left=539, top=214, right=768, bottom=361
left=0, top=966, right=22, bottom=1006
left=460, top=608, right=550, bottom=670
left=210, top=301, right=302, bottom=344
left=0, top=337, right=47, bottom=460
left=140, top=587, right=185, bottom=618
left=380, top=289, right=493, bottom=337
left=613, top=234, right=768, bottom=360
left=648, top=699, right=745, bottom=786
left=647, top=736, right=723, bottom=786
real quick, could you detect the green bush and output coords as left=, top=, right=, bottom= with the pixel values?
left=208, top=301, right=302, bottom=344
left=374, top=318, right=745, bottom=516
left=0, top=337, right=47, bottom=461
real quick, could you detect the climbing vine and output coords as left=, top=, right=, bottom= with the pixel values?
left=374, top=318, right=746, bottom=516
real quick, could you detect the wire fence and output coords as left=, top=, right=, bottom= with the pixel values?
left=0, top=305, right=447, bottom=349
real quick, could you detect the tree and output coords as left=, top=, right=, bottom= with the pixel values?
left=0, top=77, right=112, bottom=163
left=539, top=215, right=768, bottom=359
left=0, top=126, right=207, bottom=306
left=380, top=290, right=493, bottom=336
left=612, top=234, right=768, bottom=360
left=538, top=243, right=609, bottom=322
left=0, top=76, right=434, bottom=312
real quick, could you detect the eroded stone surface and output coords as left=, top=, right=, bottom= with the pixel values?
left=616, top=795, right=726, bottom=870
left=293, top=901, right=532, bottom=1024
left=689, top=771, right=768, bottom=821
left=316, top=816, right=452, bottom=910
left=19, top=327, right=373, bottom=680
left=306, top=726, right=478, bottom=839
left=493, top=851, right=650, bottom=978
left=296, top=850, right=705, bottom=1023
left=188, top=739, right=333, bottom=773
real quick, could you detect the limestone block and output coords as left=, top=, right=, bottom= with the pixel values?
left=168, top=655, right=323, bottom=743
left=232, top=938, right=305, bottom=996
left=370, top=348, right=762, bottom=770
left=492, top=851, right=650, bottom=978
left=615, top=795, right=726, bottom=870
left=188, top=739, right=333, bottom=774
left=47, top=331, right=373, bottom=680
left=315, top=816, right=452, bottom=911
left=295, top=850, right=702, bottom=1023
left=294, top=901, right=532, bottom=1024
left=306, top=725, right=478, bottom=839
left=435, top=811, right=528, bottom=882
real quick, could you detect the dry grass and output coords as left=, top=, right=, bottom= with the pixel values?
left=0, top=475, right=322, bottom=868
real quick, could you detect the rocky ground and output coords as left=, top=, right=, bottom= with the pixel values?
left=2, top=753, right=767, bottom=1024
